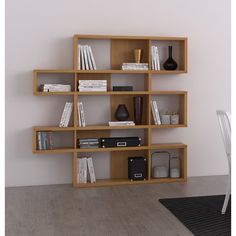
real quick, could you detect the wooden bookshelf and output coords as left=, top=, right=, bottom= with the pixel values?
left=33, top=34, right=188, bottom=188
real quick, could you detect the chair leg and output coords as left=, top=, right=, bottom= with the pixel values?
left=222, top=173, right=231, bottom=214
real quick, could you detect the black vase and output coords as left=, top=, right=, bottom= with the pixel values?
left=133, top=96, right=143, bottom=125
left=163, top=46, right=178, bottom=70
left=115, top=104, right=129, bottom=121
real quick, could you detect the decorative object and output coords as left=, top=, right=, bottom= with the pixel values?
left=161, top=114, right=171, bottom=124
left=134, top=49, right=142, bottom=63
left=133, top=96, right=143, bottom=125
left=159, top=195, right=231, bottom=236
left=153, top=166, right=168, bottom=178
left=152, top=151, right=171, bottom=178
left=128, top=157, right=147, bottom=181
left=115, top=104, right=129, bottom=121
left=163, top=46, right=178, bottom=70
left=170, top=156, right=180, bottom=178
left=171, top=114, right=179, bottom=125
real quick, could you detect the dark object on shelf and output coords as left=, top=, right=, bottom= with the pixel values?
left=115, top=104, right=129, bottom=121
left=128, top=157, right=147, bottom=181
left=133, top=96, right=143, bottom=125
left=163, top=46, right=178, bottom=70
left=101, top=137, right=141, bottom=148
left=112, top=86, right=133, bottom=91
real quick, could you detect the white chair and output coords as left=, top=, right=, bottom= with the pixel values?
left=216, top=110, right=231, bottom=214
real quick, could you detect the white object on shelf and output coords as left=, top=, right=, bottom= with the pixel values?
left=170, top=168, right=180, bottom=178
left=152, top=166, right=168, bottom=178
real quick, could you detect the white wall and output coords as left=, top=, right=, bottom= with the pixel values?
left=6, top=0, right=231, bottom=186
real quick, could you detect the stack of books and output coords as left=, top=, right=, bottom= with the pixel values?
left=78, top=138, right=100, bottom=149
left=77, top=157, right=96, bottom=183
left=78, top=80, right=107, bottom=92
left=122, top=63, right=148, bottom=70
left=78, top=44, right=97, bottom=70
left=108, top=121, right=135, bottom=126
left=59, top=102, right=73, bottom=127
left=37, top=131, right=53, bottom=150
left=77, top=102, right=86, bottom=127
left=150, top=100, right=161, bottom=125
left=151, top=46, right=161, bottom=70
left=39, top=84, right=71, bottom=92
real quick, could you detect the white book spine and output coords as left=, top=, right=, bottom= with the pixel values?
left=154, top=46, right=157, bottom=70
left=151, top=46, right=155, bottom=70
left=83, top=45, right=89, bottom=70
left=37, top=132, right=42, bottom=150
left=81, top=46, right=85, bottom=70
left=82, top=158, right=87, bottom=183
left=85, top=45, right=93, bottom=70
left=78, top=45, right=81, bottom=70
left=88, top=46, right=97, bottom=70
left=155, top=46, right=160, bottom=70
left=64, top=103, right=73, bottom=127
left=153, top=100, right=161, bottom=125
left=151, top=101, right=158, bottom=125
left=79, top=102, right=86, bottom=127
left=77, top=158, right=81, bottom=183
left=59, top=103, right=69, bottom=127
left=87, top=157, right=96, bottom=183
left=77, top=102, right=81, bottom=127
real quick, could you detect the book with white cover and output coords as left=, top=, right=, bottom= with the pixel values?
left=81, top=46, right=85, bottom=70
left=64, top=103, right=73, bottom=127
left=79, top=102, right=86, bottom=127
left=155, top=46, right=160, bottom=70
left=59, top=102, right=70, bottom=127
left=77, top=158, right=82, bottom=183
left=78, top=45, right=81, bottom=70
left=150, top=101, right=158, bottom=125
left=77, top=102, right=81, bottom=127
left=88, top=46, right=97, bottom=70
left=37, top=132, right=42, bottom=150
left=109, top=121, right=135, bottom=126
left=83, top=45, right=89, bottom=70
left=82, top=158, right=87, bottom=183
left=153, top=100, right=161, bottom=125
left=153, top=46, right=157, bottom=70
left=85, top=45, right=93, bottom=70
left=151, top=46, right=155, bottom=70
left=87, top=157, right=96, bottom=183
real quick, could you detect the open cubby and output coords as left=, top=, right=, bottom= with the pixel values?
left=33, top=34, right=188, bottom=188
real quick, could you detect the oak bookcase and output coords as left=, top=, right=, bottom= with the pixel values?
left=33, top=34, right=188, bottom=188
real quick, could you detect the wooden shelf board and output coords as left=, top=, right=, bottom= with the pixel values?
left=76, top=125, right=148, bottom=130
left=78, top=91, right=149, bottom=96
left=76, top=70, right=149, bottom=74
left=76, top=146, right=149, bottom=153
left=34, top=69, right=75, bottom=74
left=150, top=91, right=187, bottom=95
left=151, top=143, right=187, bottom=149
left=35, top=92, right=75, bottom=96
left=33, top=148, right=74, bottom=154
left=150, top=70, right=186, bottom=74
left=33, top=126, right=75, bottom=131
left=75, top=34, right=187, bottom=41
left=150, top=124, right=187, bottom=128
left=74, top=177, right=186, bottom=188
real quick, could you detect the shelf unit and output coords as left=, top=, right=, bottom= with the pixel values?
left=33, top=34, right=188, bottom=188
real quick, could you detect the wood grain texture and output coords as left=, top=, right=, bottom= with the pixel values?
left=6, top=176, right=228, bottom=236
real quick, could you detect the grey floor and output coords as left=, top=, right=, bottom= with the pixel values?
left=6, top=176, right=227, bottom=236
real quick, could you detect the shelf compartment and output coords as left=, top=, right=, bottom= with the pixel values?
left=33, top=71, right=76, bottom=95
left=33, top=148, right=75, bottom=154
left=76, top=125, right=149, bottom=130
left=78, top=91, right=149, bottom=96
left=150, top=124, right=187, bottom=129
left=76, top=146, right=149, bottom=153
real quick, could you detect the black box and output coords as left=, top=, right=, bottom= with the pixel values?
left=128, top=157, right=147, bottom=180
left=112, top=86, right=133, bottom=91
left=101, top=137, right=141, bottom=148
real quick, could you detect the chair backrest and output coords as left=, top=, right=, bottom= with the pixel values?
left=216, top=110, right=231, bottom=156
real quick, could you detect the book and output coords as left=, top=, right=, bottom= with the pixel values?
left=40, top=84, right=71, bottom=92
left=77, top=158, right=82, bottom=183
left=78, top=45, right=81, bottom=70
left=37, top=132, right=42, bottom=150
left=151, top=46, right=160, bottom=71
left=77, top=102, right=81, bottom=127
left=79, top=102, right=86, bottom=127
left=41, top=132, right=47, bottom=150
left=155, top=46, right=160, bottom=70
left=59, top=102, right=69, bottom=127
left=87, top=157, right=96, bottom=183
left=81, top=46, right=85, bottom=70
left=85, top=45, right=93, bottom=70
left=122, top=63, right=148, bottom=70
left=64, top=103, right=73, bottom=127
left=88, top=46, right=97, bottom=70
left=83, top=45, right=89, bottom=70
left=153, top=100, right=161, bottom=125
left=151, top=101, right=158, bottom=125
left=82, top=158, right=87, bottom=183
left=108, top=121, right=135, bottom=126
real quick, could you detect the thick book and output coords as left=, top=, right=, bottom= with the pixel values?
left=108, top=121, right=135, bottom=126
left=88, top=46, right=97, bottom=70
left=153, top=100, right=161, bottom=125
left=83, top=45, right=89, bottom=70
left=85, top=45, right=93, bottom=70
left=87, top=157, right=96, bottom=183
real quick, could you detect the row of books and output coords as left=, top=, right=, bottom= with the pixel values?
left=78, top=80, right=107, bottom=92
left=108, top=121, right=135, bottom=126
left=37, top=131, right=53, bottom=150
left=78, top=138, right=100, bottom=149
left=78, top=157, right=96, bottom=183
left=59, top=102, right=73, bottom=127
left=151, top=46, right=161, bottom=70
left=39, top=84, right=71, bottom=92
left=78, top=44, right=97, bottom=70
left=122, top=63, right=148, bottom=70
left=150, top=100, right=161, bottom=125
